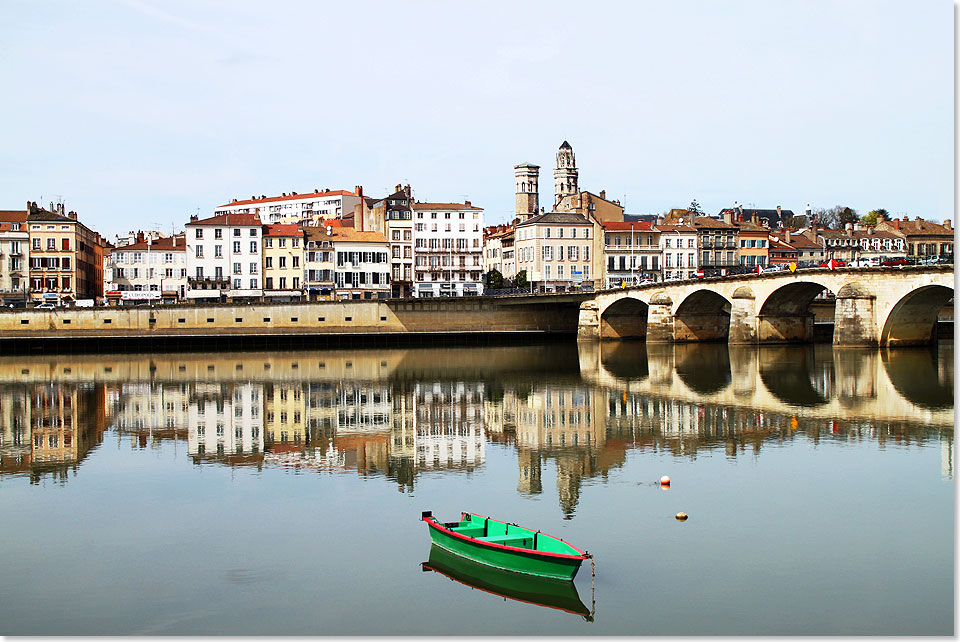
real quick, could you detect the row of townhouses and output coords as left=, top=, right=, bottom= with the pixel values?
left=0, top=141, right=953, bottom=305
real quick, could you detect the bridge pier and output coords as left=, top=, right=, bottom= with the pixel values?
left=576, top=301, right=601, bottom=341
left=646, top=294, right=675, bottom=343
left=834, top=285, right=878, bottom=347
left=728, top=288, right=757, bottom=344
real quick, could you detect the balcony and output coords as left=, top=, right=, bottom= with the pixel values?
left=699, top=259, right=740, bottom=267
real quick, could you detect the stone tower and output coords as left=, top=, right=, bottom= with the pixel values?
left=514, top=162, right=540, bottom=222
left=554, top=140, right=579, bottom=207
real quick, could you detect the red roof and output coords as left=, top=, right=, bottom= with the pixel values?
left=0, top=211, right=28, bottom=223
left=187, top=213, right=261, bottom=227
left=263, top=224, right=301, bottom=237
left=218, top=190, right=357, bottom=208
left=602, top=221, right=653, bottom=231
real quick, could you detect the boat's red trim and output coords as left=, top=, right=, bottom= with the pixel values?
left=422, top=513, right=589, bottom=561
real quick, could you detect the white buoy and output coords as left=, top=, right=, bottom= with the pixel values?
left=660, top=475, right=671, bottom=486
left=676, top=512, right=688, bottom=521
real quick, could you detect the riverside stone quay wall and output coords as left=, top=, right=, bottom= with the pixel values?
left=0, top=296, right=585, bottom=344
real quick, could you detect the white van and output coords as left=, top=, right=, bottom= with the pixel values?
left=854, top=258, right=879, bottom=268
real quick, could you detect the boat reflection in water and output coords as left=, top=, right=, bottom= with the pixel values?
left=421, top=544, right=594, bottom=621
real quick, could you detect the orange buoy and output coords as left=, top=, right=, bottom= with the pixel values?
left=675, top=512, right=688, bottom=521
left=660, top=475, right=671, bottom=486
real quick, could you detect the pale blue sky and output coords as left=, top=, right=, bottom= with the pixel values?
left=0, top=0, right=953, bottom=236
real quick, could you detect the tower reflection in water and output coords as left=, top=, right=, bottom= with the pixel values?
left=0, top=342, right=951, bottom=496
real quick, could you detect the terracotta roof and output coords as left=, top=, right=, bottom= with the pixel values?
left=516, top=212, right=591, bottom=226
left=877, top=218, right=953, bottom=236
left=412, top=202, right=483, bottom=211
left=218, top=190, right=357, bottom=208
left=27, top=209, right=75, bottom=223
left=693, top=216, right=738, bottom=230
left=602, top=221, right=653, bottom=231
left=187, top=213, right=261, bottom=227
left=328, top=228, right=388, bottom=244
left=770, top=233, right=821, bottom=249
left=735, top=221, right=768, bottom=233
left=113, top=235, right=187, bottom=252
left=263, top=223, right=302, bottom=237
left=0, top=211, right=28, bottom=223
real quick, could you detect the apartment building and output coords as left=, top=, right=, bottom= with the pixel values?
left=412, top=201, right=484, bottom=297
left=734, top=221, right=769, bottom=267
left=331, top=228, right=391, bottom=299
left=262, top=224, right=304, bottom=302
left=514, top=212, right=594, bottom=291
left=25, top=202, right=108, bottom=305
left=185, top=213, right=262, bottom=302
left=215, top=189, right=361, bottom=225
left=483, top=225, right=515, bottom=281
left=657, top=224, right=698, bottom=280
left=105, top=233, right=187, bottom=304
left=602, top=221, right=661, bottom=287
left=303, top=227, right=336, bottom=301
left=370, top=186, right=414, bottom=298
left=0, top=211, right=29, bottom=305
left=693, top=216, right=739, bottom=270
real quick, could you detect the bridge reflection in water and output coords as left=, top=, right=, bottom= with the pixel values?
left=0, top=342, right=951, bottom=516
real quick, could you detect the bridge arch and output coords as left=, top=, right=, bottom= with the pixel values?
left=880, top=284, right=954, bottom=346
left=598, top=295, right=648, bottom=339
left=674, top=344, right=731, bottom=394
left=756, top=279, right=834, bottom=343
left=674, top=289, right=731, bottom=342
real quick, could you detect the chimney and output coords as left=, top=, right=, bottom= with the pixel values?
left=751, top=211, right=758, bottom=225
left=599, top=190, right=606, bottom=200
left=853, top=222, right=862, bottom=232
left=944, top=219, right=952, bottom=230
left=893, top=219, right=900, bottom=230
left=403, top=184, right=411, bottom=198
left=876, top=212, right=887, bottom=223
left=776, top=205, right=782, bottom=217
left=785, top=229, right=791, bottom=244
left=190, top=214, right=199, bottom=222
left=723, top=209, right=733, bottom=225
left=867, top=226, right=874, bottom=235
left=396, top=184, right=402, bottom=192
left=737, top=214, right=743, bottom=222
left=464, top=200, right=471, bottom=207
left=68, top=211, right=77, bottom=220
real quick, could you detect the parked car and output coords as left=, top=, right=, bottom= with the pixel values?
left=853, top=258, right=880, bottom=268
left=819, top=259, right=847, bottom=268
left=35, top=303, right=57, bottom=310
left=881, top=257, right=908, bottom=267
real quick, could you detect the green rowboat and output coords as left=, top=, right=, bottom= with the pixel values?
left=421, top=511, right=591, bottom=580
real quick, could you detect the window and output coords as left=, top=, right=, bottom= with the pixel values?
left=279, top=256, right=286, bottom=269
left=32, top=238, right=40, bottom=250
left=265, top=277, right=273, bottom=289
left=250, top=241, right=258, bottom=253
left=61, top=238, right=70, bottom=251
left=215, top=229, right=222, bottom=239
left=195, top=246, right=203, bottom=258
left=233, top=262, right=241, bottom=275
left=214, top=245, right=222, bottom=258
left=233, top=229, right=241, bottom=237
left=265, top=256, right=273, bottom=268
left=250, top=262, right=258, bottom=274
left=195, top=229, right=203, bottom=239
left=47, top=238, right=56, bottom=250
left=250, top=278, right=258, bottom=289
left=233, top=241, right=241, bottom=253
left=249, top=228, right=258, bottom=237
left=233, top=278, right=241, bottom=289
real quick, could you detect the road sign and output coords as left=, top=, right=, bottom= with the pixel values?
left=789, top=262, right=797, bottom=273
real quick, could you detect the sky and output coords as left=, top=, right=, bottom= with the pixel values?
left=0, top=0, right=954, bottom=238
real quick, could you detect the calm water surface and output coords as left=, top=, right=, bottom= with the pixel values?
left=0, top=341, right=953, bottom=635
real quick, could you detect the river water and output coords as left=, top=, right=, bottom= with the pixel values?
left=0, top=340, right=953, bottom=636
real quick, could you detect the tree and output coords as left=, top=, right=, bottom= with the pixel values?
left=514, top=270, right=529, bottom=290
left=861, top=209, right=888, bottom=226
left=688, top=199, right=704, bottom=216
left=812, top=205, right=858, bottom=229
left=485, top=268, right=503, bottom=290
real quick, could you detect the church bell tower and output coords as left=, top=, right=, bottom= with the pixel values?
left=554, top=140, right=579, bottom=207
left=514, top=162, right=540, bottom=222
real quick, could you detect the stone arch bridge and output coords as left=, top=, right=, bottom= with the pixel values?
left=575, top=266, right=953, bottom=346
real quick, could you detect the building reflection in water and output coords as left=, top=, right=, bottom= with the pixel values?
left=0, top=342, right=951, bottom=505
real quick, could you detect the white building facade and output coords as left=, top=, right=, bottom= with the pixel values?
left=412, top=202, right=484, bottom=297
left=106, top=234, right=187, bottom=303
left=657, top=224, right=699, bottom=280
left=185, top=213, right=263, bottom=301
left=215, top=190, right=361, bottom=225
